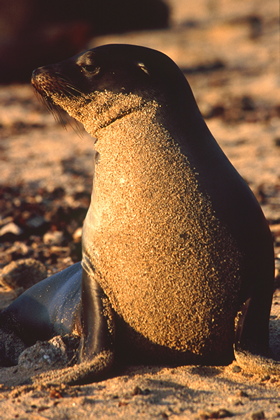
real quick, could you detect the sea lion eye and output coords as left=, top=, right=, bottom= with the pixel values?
left=137, top=62, right=149, bottom=75
left=81, top=65, right=101, bottom=76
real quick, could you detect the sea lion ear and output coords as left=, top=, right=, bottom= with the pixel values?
left=77, top=51, right=100, bottom=75
left=77, top=50, right=95, bottom=65
left=136, top=62, right=150, bottom=76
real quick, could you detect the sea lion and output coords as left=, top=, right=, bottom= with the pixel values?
left=0, top=44, right=277, bottom=383
left=1, top=263, right=82, bottom=345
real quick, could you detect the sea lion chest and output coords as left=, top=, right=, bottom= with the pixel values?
left=82, top=109, right=241, bottom=356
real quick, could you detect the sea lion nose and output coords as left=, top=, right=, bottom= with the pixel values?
left=31, top=67, right=47, bottom=85
left=31, top=66, right=49, bottom=79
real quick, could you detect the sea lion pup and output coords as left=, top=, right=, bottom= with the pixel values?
left=0, top=44, right=278, bottom=384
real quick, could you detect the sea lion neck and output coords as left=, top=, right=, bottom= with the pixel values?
left=50, top=89, right=161, bottom=138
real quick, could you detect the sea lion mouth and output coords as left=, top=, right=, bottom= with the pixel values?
left=31, top=68, right=85, bottom=125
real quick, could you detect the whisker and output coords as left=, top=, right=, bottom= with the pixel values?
left=32, top=70, right=86, bottom=134
left=53, top=74, right=84, bottom=98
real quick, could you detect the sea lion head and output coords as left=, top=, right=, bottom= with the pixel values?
left=31, top=44, right=197, bottom=136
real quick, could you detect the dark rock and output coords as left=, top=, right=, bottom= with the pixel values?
left=0, top=258, right=47, bottom=290
left=18, top=336, right=69, bottom=369
left=251, top=411, right=265, bottom=420
left=0, top=328, right=26, bottom=366
left=0, top=222, right=23, bottom=241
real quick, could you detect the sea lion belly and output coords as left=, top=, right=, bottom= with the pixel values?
left=82, top=107, right=241, bottom=360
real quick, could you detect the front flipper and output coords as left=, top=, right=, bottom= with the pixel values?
left=80, top=269, right=115, bottom=360
left=75, top=268, right=115, bottom=383
left=0, top=262, right=82, bottom=346
left=234, top=295, right=280, bottom=375
left=35, top=269, right=115, bottom=385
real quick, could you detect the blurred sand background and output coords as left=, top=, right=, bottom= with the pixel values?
left=0, top=0, right=279, bottom=418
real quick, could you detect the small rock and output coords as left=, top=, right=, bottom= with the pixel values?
left=237, top=390, right=249, bottom=398
left=0, top=222, right=22, bottom=240
left=232, top=365, right=242, bottom=373
left=6, top=242, right=30, bottom=257
left=73, top=227, right=83, bottom=242
left=118, top=401, right=128, bottom=407
left=260, top=375, right=270, bottom=381
left=251, top=411, right=265, bottom=420
left=49, top=388, right=63, bottom=399
left=132, top=386, right=151, bottom=396
left=26, top=215, right=47, bottom=230
left=0, top=216, right=13, bottom=227
left=0, top=328, right=26, bottom=366
left=0, top=258, right=47, bottom=290
left=43, top=231, right=65, bottom=246
left=274, top=137, right=280, bottom=147
left=50, top=186, right=65, bottom=199
left=200, top=408, right=233, bottom=419
left=18, top=336, right=68, bottom=370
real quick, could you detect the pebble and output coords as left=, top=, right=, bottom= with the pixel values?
left=18, top=336, right=68, bottom=370
left=199, top=408, right=233, bottom=419
left=26, top=215, right=47, bottom=229
left=131, top=386, right=151, bottom=396
left=73, top=227, right=83, bottom=242
left=251, top=411, right=265, bottom=420
left=6, top=241, right=29, bottom=255
left=0, top=222, right=22, bottom=238
left=0, top=258, right=47, bottom=290
left=43, top=231, right=65, bottom=246
left=231, top=365, right=242, bottom=373
left=0, top=328, right=26, bottom=366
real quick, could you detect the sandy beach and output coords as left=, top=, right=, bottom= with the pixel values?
left=0, top=0, right=279, bottom=418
